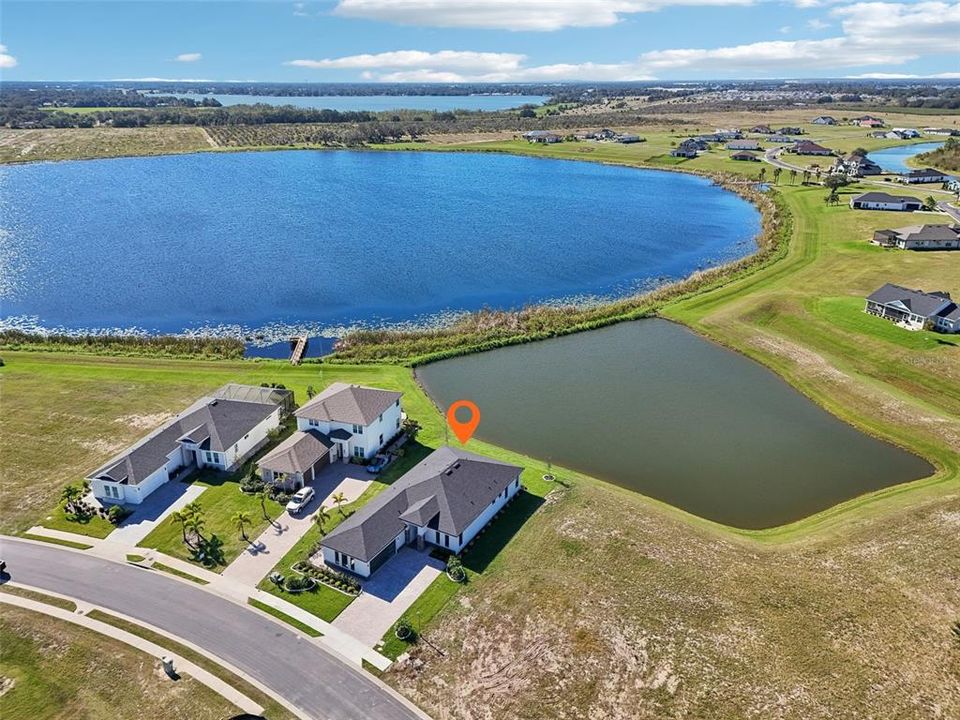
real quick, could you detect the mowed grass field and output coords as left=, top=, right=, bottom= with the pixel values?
left=0, top=606, right=240, bottom=720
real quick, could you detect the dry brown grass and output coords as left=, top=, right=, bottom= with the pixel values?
left=0, top=126, right=211, bottom=164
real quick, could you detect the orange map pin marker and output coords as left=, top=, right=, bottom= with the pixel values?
left=447, top=400, right=480, bottom=444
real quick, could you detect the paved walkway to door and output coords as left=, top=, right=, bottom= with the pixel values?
left=221, top=464, right=370, bottom=586
left=332, top=547, right=444, bottom=647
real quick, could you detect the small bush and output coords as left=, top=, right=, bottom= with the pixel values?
left=284, top=575, right=314, bottom=592
left=395, top=617, right=416, bottom=641
left=107, top=505, right=131, bottom=525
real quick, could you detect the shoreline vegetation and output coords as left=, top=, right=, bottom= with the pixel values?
left=0, top=330, right=244, bottom=359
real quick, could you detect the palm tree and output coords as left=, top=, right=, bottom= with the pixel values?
left=772, top=167, right=782, bottom=185
left=802, top=169, right=810, bottom=185
left=313, top=506, right=330, bottom=535
left=232, top=511, right=252, bottom=541
left=758, top=167, right=767, bottom=184
left=790, top=169, right=797, bottom=185
left=186, top=513, right=206, bottom=545
left=331, top=492, right=347, bottom=517
left=253, top=487, right=270, bottom=521
left=170, top=510, right=190, bottom=545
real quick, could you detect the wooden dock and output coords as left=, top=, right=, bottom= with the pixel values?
left=290, top=335, right=308, bottom=365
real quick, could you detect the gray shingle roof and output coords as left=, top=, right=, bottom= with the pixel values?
left=886, top=224, right=960, bottom=243
left=322, top=447, right=522, bottom=562
left=258, top=430, right=331, bottom=475
left=852, top=192, right=920, bottom=205
left=91, top=394, right=280, bottom=485
left=866, top=283, right=953, bottom=317
left=295, top=383, right=402, bottom=426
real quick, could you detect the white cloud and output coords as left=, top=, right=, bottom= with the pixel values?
left=779, top=25, right=792, bottom=33
left=111, top=77, right=212, bottom=82
left=174, top=52, right=203, bottom=63
left=847, top=71, right=960, bottom=78
left=807, top=18, right=830, bottom=28
left=0, top=44, right=17, bottom=69
left=289, top=2, right=960, bottom=80
left=293, top=2, right=309, bottom=16
left=333, top=0, right=755, bottom=31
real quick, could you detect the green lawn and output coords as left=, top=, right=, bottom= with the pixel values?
left=37, top=507, right=116, bottom=539
left=812, top=296, right=955, bottom=351
left=137, top=471, right=286, bottom=569
left=248, top=598, right=323, bottom=636
left=0, top=606, right=241, bottom=720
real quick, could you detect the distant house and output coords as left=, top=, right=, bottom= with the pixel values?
left=812, top=116, right=837, bottom=125
left=88, top=384, right=292, bottom=505
left=854, top=116, right=885, bottom=128
left=726, top=139, right=761, bottom=151
left=730, top=151, right=760, bottom=161
left=671, top=145, right=698, bottom=158
left=924, top=127, right=959, bottom=136
left=864, top=284, right=960, bottom=333
left=615, top=134, right=643, bottom=144
left=320, top=447, right=523, bottom=577
left=872, top=224, right=960, bottom=250
left=777, top=126, right=804, bottom=135
left=792, top=140, right=833, bottom=156
left=714, top=129, right=743, bottom=140
left=837, top=152, right=883, bottom=177
left=849, top=192, right=922, bottom=211
left=750, top=124, right=774, bottom=133
left=899, top=167, right=950, bottom=184
left=890, top=127, right=921, bottom=139
left=767, top=134, right=795, bottom=144
left=595, top=128, right=617, bottom=140
left=293, top=382, right=403, bottom=463
left=522, top=130, right=561, bottom=144
left=573, top=130, right=597, bottom=140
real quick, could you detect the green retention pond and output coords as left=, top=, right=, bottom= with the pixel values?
left=416, top=319, right=934, bottom=529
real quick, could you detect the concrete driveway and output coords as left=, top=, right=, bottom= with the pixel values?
left=333, top=547, right=444, bottom=647
left=107, top=480, right=207, bottom=546
left=221, top=463, right=371, bottom=586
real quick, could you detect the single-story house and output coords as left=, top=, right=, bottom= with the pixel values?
left=595, top=128, right=617, bottom=140
left=730, top=151, right=760, bottom=161
left=522, top=130, right=561, bottom=144
left=671, top=146, right=698, bottom=158
left=615, top=134, right=643, bottom=143
left=833, top=152, right=882, bottom=177
left=88, top=384, right=291, bottom=505
left=891, top=128, right=921, bottom=139
left=854, top=116, right=884, bottom=128
left=899, top=167, right=950, bottom=184
left=258, top=429, right=334, bottom=491
left=872, top=224, right=960, bottom=251
left=792, top=140, right=833, bottom=156
left=715, top=130, right=743, bottom=140
left=293, top=382, right=402, bottom=463
left=767, top=134, right=795, bottom=144
left=924, top=127, right=959, bottom=136
left=777, top=126, right=804, bottom=135
left=573, top=130, right=597, bottom=140
left=320, top=447, right=523, bottom=577
left=864, top=284, right=960, bottom=333
left=750, top=124, right=774, bottom=133
left=849, top=192, right=922, bottom=211
left=726, top=139, right=761, bottom=151
left=812, top=116, right=837, bottom=125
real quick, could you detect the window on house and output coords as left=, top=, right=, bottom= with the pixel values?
left=444, top=534, right=449, bottom=548
left=352, top=424, right=362, bottom=434
left=395, top=399, right=400, bottom=407
left=309, top=419, right=319, bottom=428
left=458, top=533, right=463, bottom=546
left=378, top=414, right=383, bottom=423
left=353, top=446, right=364, bottom=459
left=396, top=418, right=400, bottom=429
left=379, top=434, right=383, bottom=445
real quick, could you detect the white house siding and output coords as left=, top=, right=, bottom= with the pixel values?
left=297, top=399, right=402, bottom=461
left=91, top=447, right=184, bottom=505
left=321, top=546, right=374, bottom=578
left=224, top=408, right=281, bottom=470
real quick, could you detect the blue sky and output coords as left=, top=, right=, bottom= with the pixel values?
left=1, top=1, right=958, bottom=82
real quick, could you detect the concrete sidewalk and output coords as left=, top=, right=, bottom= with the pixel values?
left=0, top=590, right=265, bottom=716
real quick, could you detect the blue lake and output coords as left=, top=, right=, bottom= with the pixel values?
left=0, top=151, right=760, bottom=339
left=870, top=142, right=944, bottom=173
left=157, top=93, right=551, bottom=112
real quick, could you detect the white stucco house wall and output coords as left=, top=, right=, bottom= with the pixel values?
left=88, top=385, right=291, bottom=505
left=293, top=383, right=403, bottom=463
left=320, top=447, right=523, bottom=578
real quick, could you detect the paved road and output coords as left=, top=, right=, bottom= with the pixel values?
left=0, top=538, right=425, bottom=720
left=937, top=201, right=960, bottom=222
